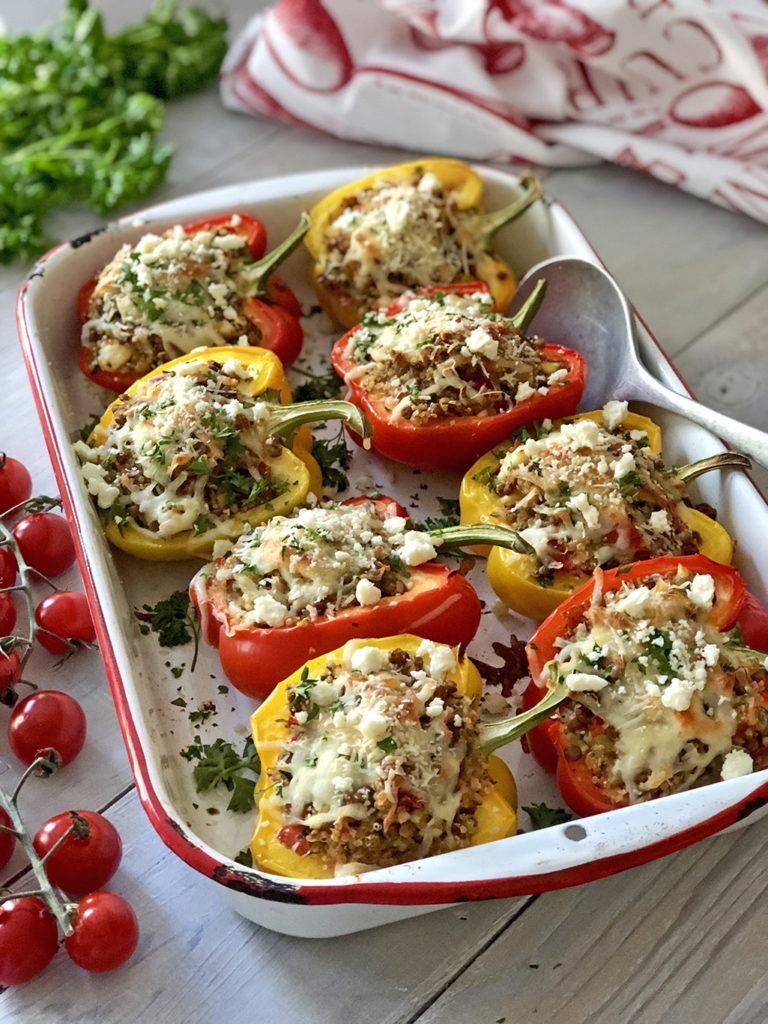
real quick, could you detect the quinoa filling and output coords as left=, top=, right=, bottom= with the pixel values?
left=81, top=220, right=265, bottom=377
left=74, top=358, right=288, bottom=538
left=266, top=641, right=491, bottom=870
left=340, top=289, right=567, bottom=425
left=545, top=569, right=768, bottom=804
left=318, top=168, right=482, bottom=312
left=484, top=404, right=701, bottom=581
left=196, top=499, right=439, bottom=628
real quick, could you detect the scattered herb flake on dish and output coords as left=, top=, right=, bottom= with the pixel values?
left=523, top=802, right=573, bottom=829
left=136, top=589, right=200, bottom=670
left=179, top=736, right=261, bottom=813
left=312, top=424, right=353, bottom=491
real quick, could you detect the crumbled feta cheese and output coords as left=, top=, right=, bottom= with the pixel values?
left=721, top=749, right=753, bottom=781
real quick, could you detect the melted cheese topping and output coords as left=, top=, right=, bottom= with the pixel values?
left=199, top=500, right=438, bottom=626
left=82, top=221, right=261, bottom=375
left=547, top=570, right=768, bottom=802
left=74, top=358, right=284, bottom=537
left=319, top=171, right=477, bottom=309
left=266, top=641, right=487, bottom=867
left=489, top=406, right=698, bottom=578
left=342, top=290, right=565, bottom=424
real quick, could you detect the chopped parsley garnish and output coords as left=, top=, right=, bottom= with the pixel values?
left=179, top=736, right=261, bottom=813
left=292, top=366, right=343, bottom=403
left=419, top=496, right=461, bottom=532
left=136, top=589, right=200, bottom=670
left=311, top=423, right=353, bottom=491
left=523, top=802, right=573, bottom=829
left=376, top=737, right=397, bottom=754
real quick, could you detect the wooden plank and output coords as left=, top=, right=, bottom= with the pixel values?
left=413, top=821, right=768, bottom=1024
left=0, top=788, right=533, bottom=1024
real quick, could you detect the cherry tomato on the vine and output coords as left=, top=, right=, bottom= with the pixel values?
left=0, top=650, right=21, bottom=701
left=0, top=455, right=32, bottom=515
left=0, top=593, right=16, bottom=637
left=0, top=548, right=17, bottom=588
left=12, top=512, right=76, bottom=578
left=8, top=690, right=86, bottom=767
left=0, top=897, right=58, bottom=986
left=65, top=892, right=138, bottom=972
left=0, top=808, right=15, bottom=871
left=33, top=810, right=122, bottom=896
left=34, top=591, right=95, bottom=655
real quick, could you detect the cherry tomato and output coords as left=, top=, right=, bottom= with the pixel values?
left=0, top=808, right=15, bottom=870
left=65, top=892, right=138, bottom=972
left=0, top=593, right=15, bottom=637
left=0, top=455, right=32, bottom=515
left=0, top=650, right=21, bottom=701
left=8, top=690, right=86, bottom=767
left=12, top=513, right=76, bottom=578
left=0, top=897, right=58, bottom=986
left=34, top=591, right=95, bottom=655
left=0, top=548, right=17, bottom=588
left=33, top=810, right=122, bottom=896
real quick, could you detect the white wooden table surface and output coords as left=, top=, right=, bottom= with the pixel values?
left=2, top=2, right=768, bottom=1021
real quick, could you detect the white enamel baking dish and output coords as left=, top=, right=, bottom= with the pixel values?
left=16, top=166, right=768, bottom=938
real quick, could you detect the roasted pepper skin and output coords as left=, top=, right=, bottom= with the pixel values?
left=86, top=346, right=321, bottom=561
left=189, top=496, right=483, bottom=699
left=522, top=556, right=768, bottom=812
left=249, top=635, right=518, bottom=879
left=78, top=213, right=304, bottom=392
left=305, top=158, right=522, bottom=327
left=460, top=410, right=734, bottom=620
left=330, top=283, right=586, bottom=474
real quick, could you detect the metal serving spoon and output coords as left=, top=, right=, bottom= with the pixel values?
left=511, top=255, right=768, bottom=470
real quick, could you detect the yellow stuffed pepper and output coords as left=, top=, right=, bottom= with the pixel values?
left=459, top=404, right=735, bottom=620
left=249, top=634, right=519, bottom=879
left=74, top=345, right=370, bottom=560
left=305, top=158, right=543, bottom=328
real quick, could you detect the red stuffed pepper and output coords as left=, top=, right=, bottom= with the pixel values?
left=78, top=212, right=308, bottom=392
left=190, top=494, right=498, bottom=699
left=523, top=555, right=768, bottom=816
left=330, top=281, right=586, bottom=473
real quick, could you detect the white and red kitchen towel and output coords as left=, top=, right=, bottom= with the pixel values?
left=221, top=0, right=768, bottom=223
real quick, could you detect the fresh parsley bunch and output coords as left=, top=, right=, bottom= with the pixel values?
left=0, top=0, right=228, bottom=262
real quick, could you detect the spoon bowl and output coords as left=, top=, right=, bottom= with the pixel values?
left=511, top=256, right=768, bottom=470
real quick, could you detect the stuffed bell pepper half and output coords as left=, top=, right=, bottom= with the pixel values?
left=248, top=634, right=526, bottom=878
left=330, top=280, right=586, bottom=472
left=305, top=157, right=543, bottom=327
left=78, top=211, right=309, bottom=392
left=460, top=403, right=739, bottom=620
left=190, top=494, right=531, bottom=698
left=522, top=555, right=768, bottom=817
left=74, top=346, right=371, bottom=560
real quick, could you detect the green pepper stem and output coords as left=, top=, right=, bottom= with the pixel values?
left=246, top=212, right=311, bottom=296
left=508, top=278, right=546, bottom=335
left=266, top=399, right=373, bottom=444
left=677, top=451, right=751, bottom=482
left=475, top=172, right=544, bottom=245
left=480, top=682, right=568, bottom=757
left=428, top=522, right=529, bottom=553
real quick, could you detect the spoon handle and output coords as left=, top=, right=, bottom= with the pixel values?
left=636, top=375, right=768, bottom=470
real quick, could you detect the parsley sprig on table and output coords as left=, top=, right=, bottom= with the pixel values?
left=0, top=0, right=228, bottom=262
